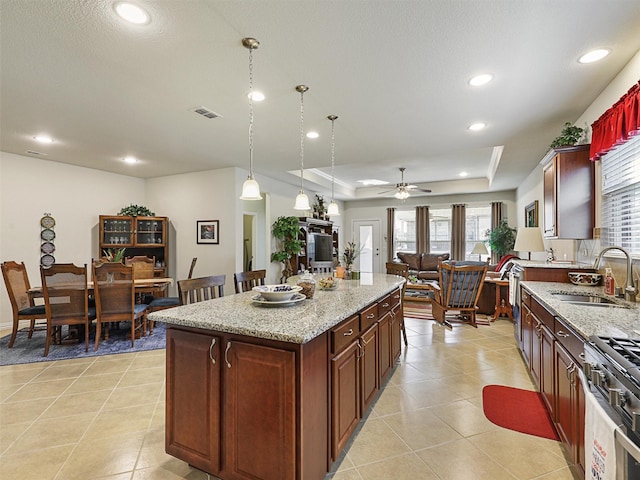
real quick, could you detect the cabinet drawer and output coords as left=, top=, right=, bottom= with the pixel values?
left=360, top=304, right=379, bottom=331
left=531, top=298, right=555, bottom=330
left=521, top=288, right=531, bottom=308
left=331, top=315, right=360, bottom=355
left=377, top=293, right=393, bottom=317
left=554, top=319, right=584, bottom=364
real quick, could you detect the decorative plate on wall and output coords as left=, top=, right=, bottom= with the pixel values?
left=40, top=228, right=56, bottom=241
left=40, top=241, right=55, bottom=254
left=40, top=254, right=55, bottom=267
left=40, top=215, right=56, bottom=229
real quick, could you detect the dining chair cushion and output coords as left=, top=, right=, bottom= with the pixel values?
left=18, top=305, right=46, bottom=316
left=148, top=297, right=179, bottom=308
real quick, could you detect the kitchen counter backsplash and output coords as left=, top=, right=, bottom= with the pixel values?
left=521, top=281, right=639, bottom=340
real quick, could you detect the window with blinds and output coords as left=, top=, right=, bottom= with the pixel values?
left=601, top=134, right=640, bottom=254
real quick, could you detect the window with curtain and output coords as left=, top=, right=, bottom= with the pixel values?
left=465, top=206, right=492, bottom=260
left=393, top=210, right=416, bottom=255
left=601, top=134, right=640, bottom=255
left=429, top=208, right=451, bottom=255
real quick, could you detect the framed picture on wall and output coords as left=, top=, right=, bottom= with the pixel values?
left=197, top=220, right=219, bottom=244
left=525, top=201, right=538, bottom=227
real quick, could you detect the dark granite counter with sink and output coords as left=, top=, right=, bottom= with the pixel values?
left=521, top=280, right=639, bottom=339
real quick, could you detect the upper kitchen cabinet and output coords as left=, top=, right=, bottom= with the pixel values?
left=99, top=215, right=169, bottom=276
left=542, top=145, right=594, bottom=239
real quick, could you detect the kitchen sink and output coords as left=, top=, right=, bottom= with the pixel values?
left=551, top=293, right=628, bottom=308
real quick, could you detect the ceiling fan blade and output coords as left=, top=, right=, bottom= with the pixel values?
left=377, top=188, right=396, bottom=194
left=416, top=188, right=432, bottom=193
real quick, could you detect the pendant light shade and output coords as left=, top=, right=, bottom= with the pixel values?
left=293, top=85, right=310, bottom=210
left=327, top=114, right=340, bottom=216
left=239, top=37, right=262, bottom=201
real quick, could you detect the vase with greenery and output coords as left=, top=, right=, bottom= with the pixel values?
left=102, top=247, right=126, bottom=263
left=270, top=216, right=303, bottom=280
left=484, top=220, right=516, bottom=259
left=118, top=204, right=155, bottom=217
left=549, top=122, right=585, bottom=149
left=341, top=240, right=361, bottom=277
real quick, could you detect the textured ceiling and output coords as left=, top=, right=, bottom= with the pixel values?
left=2, top=0, right=640, bottom=200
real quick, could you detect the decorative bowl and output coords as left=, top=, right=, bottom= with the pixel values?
left=567, top=272, right=602, bottom=286
left=252, top=284, right=302, bottom=302
left=318, top=277, right=338, bottom=290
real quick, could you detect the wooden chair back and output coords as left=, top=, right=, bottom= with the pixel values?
left=2, top=261, right=47, bottom=347
left=234, top=269, right=266, bottom=293
left=92, top=262, right=147, bottom=350
left=178, top=274, right=226, bottom=304
left=432, top=259, right=489, bottom=328
left=125, top=256, right=155, bottom=279
left=40, top=263, right=91, bottom=356
left=385, top=262, right=409, bottom=279
left=309, top=261, right=334, bottom=274
left=188, top=257, right=198, bottom=279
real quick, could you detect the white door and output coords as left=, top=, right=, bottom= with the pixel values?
left=352, top=220, right=382, bottom=273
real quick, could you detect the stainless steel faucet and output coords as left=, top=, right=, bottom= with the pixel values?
left=594, top=246, right=638, bottom=302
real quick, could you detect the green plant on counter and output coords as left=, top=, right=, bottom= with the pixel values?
left=549, top=122, right=585, bottom=149
left=485, top=220, right=516, bottom=259
left=118, top=204, right=155, bottom=217
left=102, top=247, right=126, bottom=263
left=270, top=216, right=303, bottom=280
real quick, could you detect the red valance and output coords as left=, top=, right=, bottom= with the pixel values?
left=590, top=80, right=640, bottom=161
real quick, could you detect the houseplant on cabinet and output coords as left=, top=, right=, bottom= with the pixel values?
left=271, top=216, right=304, bottom=281
left=549, top=122, right=585, bottom=149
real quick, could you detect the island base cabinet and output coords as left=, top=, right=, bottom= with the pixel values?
left=223, top=340, right=296, bottom=480
left=166, top=328, right=221, bottom=474
left=360, top=323, right=379, bottom=413
left=331, top=341, right=360, bottom=461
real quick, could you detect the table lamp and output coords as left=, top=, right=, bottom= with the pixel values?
left=513, top=227, right=545, bottom=260
left=471, top=242, right=488, bottom=260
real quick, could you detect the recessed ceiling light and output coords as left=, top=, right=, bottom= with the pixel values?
left=358, top=179, right=389, bottom=186
left=306, top=131, right=319, bottom=139
left=123, top=156, right=138, bottom=164
left=33, top=135, right=54, bottom=143
left=578, top=48, right=610, bottom=64
left=468, top=123, right=486, bottom=131
left=248, top=91, right=265, bottom=102
left=459, top=171, right=468, bottom=177
left=114, top=2, right=150, bottom=25
left=469, top=74, right=493, bottom=86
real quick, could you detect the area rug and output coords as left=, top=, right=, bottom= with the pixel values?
left=403, top=301, right=434, bottom=320
left=482, top=385, right=559, bottom=441
left=0, top=322, right=166, bottom=366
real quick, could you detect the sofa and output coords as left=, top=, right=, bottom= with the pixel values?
left=396, top=252, right=450, bottom=281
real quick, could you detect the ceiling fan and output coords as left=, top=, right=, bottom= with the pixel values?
left=379, top=167, right=432, bottom=199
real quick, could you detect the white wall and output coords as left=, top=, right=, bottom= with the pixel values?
left=1, top=152, right=146, bottom=325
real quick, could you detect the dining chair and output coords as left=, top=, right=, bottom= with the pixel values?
left=178, top=274, right=226, bottom=304
left=309, top=261, right=334, bottom=274
left=125, top=255, right=156, bottom=303
left=92, top=262, right=147, bottom=350
left=40, top=263, right=95, bottom=357
left=234, top=269, right=267, bottom=293
left=2, top=261, right=47, bottom=348
left=385, top=262, right=409, bottom=346
left=431, top=259, right=489, bottom=329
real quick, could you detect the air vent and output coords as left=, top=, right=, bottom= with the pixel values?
left=26, top=150, right=48, bottom=156
left=193, top=106, right=222, bottom=119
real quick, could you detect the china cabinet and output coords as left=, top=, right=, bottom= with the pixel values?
left=98, top=215, right=168, bottom=276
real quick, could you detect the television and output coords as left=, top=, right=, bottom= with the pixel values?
left=311, top=233, right=333, bottom=262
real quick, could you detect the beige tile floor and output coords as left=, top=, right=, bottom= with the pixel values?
left=0, top=316, right=575, bottom=480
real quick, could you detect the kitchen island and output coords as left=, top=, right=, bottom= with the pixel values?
left=148, top=273, right=405, bottom=480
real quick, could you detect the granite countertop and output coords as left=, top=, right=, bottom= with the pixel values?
left=514, top=260, right=595, bottom=270
left=148, top=273, right=404, bottom=344
left=521, top=281, right=639, bottom=339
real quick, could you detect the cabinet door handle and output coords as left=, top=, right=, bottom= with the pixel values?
left=393, top=294, right=400, bottom=300
left=209, top=337, right=216, bottom=364
left=556, top=330, right=570, bottom=338
left=343, top=328, right=354, bottom=336
left=382, top=302, right=389, bottom=307
left=224, top=341, right=232, bottom=369
left=357, top=341, right=364, bottom=359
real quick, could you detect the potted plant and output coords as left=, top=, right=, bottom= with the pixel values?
left=102, top=247, right=126, bottom=263
left=118, top=204, right=155, bottom=216
left=270, top=216, right=304, bottom=280
left=549, top=122, right=585, bottom=149
left=485, top=220, right=516, bottom=259
left=341, top=240, right=362, bottom=278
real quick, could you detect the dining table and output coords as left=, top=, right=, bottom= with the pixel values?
left=28, top=277, right=174, bottom=298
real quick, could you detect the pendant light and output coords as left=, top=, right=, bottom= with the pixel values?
left=293, top=85, right=311, bottom=210
left=239, top=37, right=263, bottom=200
left=327, top=115, right=340, bottom=216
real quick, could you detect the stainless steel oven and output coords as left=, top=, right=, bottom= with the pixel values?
left=583, top=337, right=640, bottom=480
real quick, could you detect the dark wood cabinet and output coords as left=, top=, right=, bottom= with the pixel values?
left=542, top=144, right=594, bottom=239
left=360, top=322, right=379, bottom=413
left=99, top=215, right=169, bottom=276
left=331, top=339, right=360, bottom=461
